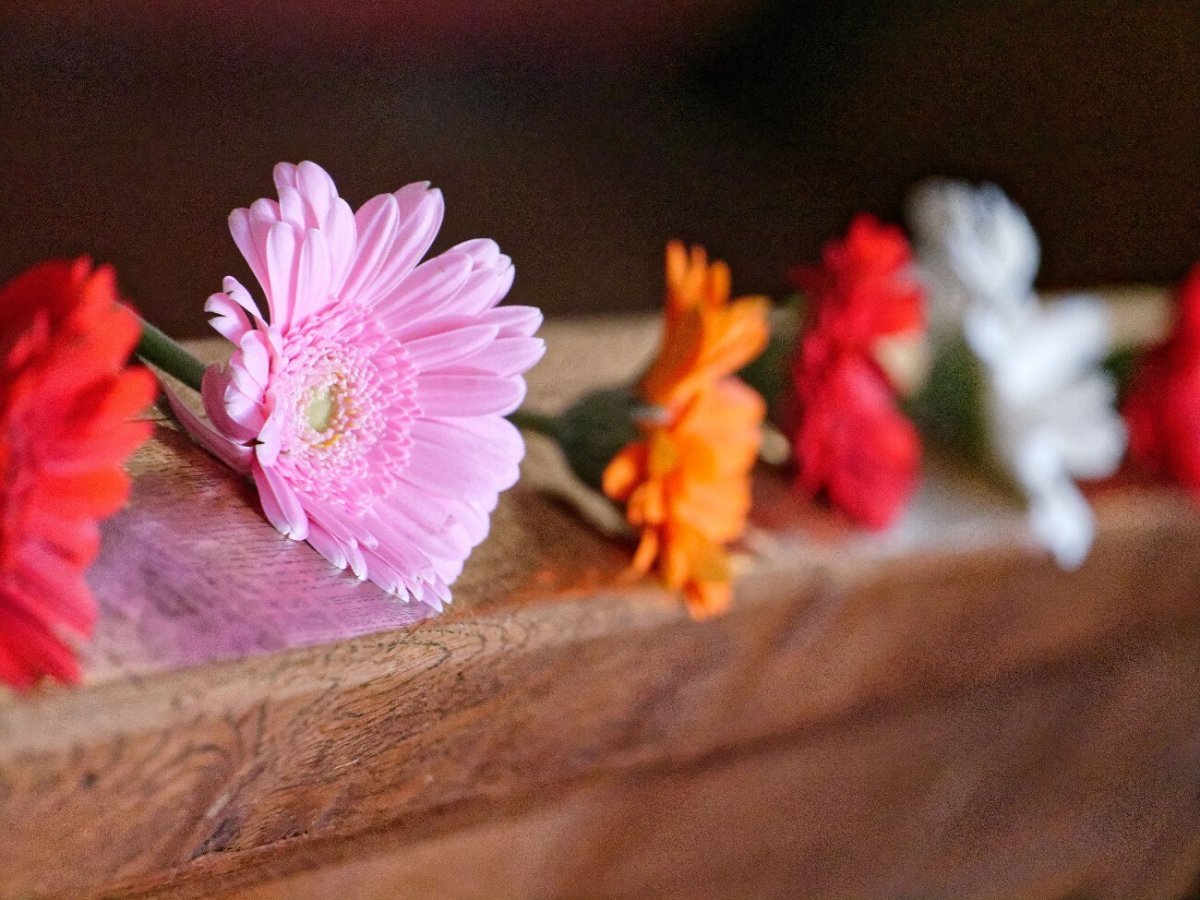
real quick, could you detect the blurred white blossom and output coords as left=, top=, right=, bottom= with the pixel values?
left=908, top=179, right=1125, bottom=568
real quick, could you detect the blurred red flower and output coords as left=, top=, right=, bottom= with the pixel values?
left=1123, top=264, right=1200, bottom=495
left=789, top=215, right=924, bottom=529
left=0, top=260, right=154, bottom=690
left=791, top=331, right=920, bottom=529
left=791, top=214, right=923, bottom=356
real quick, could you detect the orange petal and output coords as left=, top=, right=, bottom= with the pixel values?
left=630, top=528, right=660, bottom=576
left=684, top=578, right=732, bottom=620
left=602, top=442, right=648, bottom=502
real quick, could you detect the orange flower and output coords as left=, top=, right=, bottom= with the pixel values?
left=603, top=242, right=768, bottom=618
left=0, top=260, right=154, bottom=689
left=641, top=241, right=771, bottom=409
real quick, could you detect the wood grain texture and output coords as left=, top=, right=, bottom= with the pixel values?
left=1, top=311, right=1199, bottom=899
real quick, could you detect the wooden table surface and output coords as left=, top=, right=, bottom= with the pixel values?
left=3, top=304, right=1200, bottom=899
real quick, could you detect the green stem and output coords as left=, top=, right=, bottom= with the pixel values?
left=135, top=319, right=207, bottom=392
left=508, top=408, right=562, bottom=441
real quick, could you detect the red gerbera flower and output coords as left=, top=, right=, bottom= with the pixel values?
left=788, top=215, right=925, bottom=529
left=0, top=260, right=154, bottom=690
left=1123, top=264, right=1200, bottom=495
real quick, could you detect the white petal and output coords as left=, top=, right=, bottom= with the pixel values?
left=1028, top=479, right=1094, bottom=570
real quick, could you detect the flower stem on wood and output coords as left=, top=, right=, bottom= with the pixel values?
left=135, top=319, right=206, bottom=392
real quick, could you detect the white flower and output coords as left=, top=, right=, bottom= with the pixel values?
left=908, top=179, right=1125, bottom=568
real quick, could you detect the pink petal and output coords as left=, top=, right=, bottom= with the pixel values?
left=273, top=161, right=299, bottom=192
left=417, top=373, right=526, bottom=417
left=359, top=185, right=444, bottom=305
left=410, top=418, right=522, bottom=491
left=202, top=367, right=260, bottom=442
left=376, top=251, right=473, bottom=324
left=355, top=549, right=403, bottom=595
left=229, top=207, right=270, bottom=299
left=305, top=521, right=348, bottom=570
left=454, top=335, right=545, bottom=376
left=450, top=238, right=502, bottom=268
left=293, top=227, right=333, bottom=326
left=354, top=514, right=433, bottom=576
left=256, top=414, right=283, bottom=466
left=205, top=291, right=253, bottom=343
left=430, top=553, right=465, bottom=587
left=429, top=576, right=452, bottom=607
left=404, top=323, right=500, bottom=370
left=480, top=304, right=543, bottom=338
left=222, top=276, right=264, bottom=318
left=341, top=193, right=399, bottom=300
left=364, top=506, right=470, bottom=572
left=422, top=414, right=525, bottom=463
left=278, top=184, right=307, bottom=231
left=223, top=385, right=266, bottom=435
left=344, top=540, right=368, bottom=580
left=325, top=199, right=357, bottom=292
left=403, top=433, right=517, bottom=497
left=163, top=379, right=254, bottom=474
left=297, top=160, right=337, bottom=224
left=455, top=500, right=492, bottom=545
left=408, top=579, right=427, bottom=604
left=253, top=460, right=309, bottom=540
left=395, top=313, right=479, bottom=343
left=234, top=329, right=271, bottom=393
left=265, top=220, right=300, bottom=328
left=242, top=199, right=284, bottom=305
left=443, top=259, right=515, bottom=317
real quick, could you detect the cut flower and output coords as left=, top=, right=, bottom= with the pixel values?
left=171, top=162, right=544, bottom=608
left=1123, top=264, right=1200, bottom=495
left=0, top=260, right=154, bottom=690
left=908, top=179, right=1125, bottom=568
left=601, top=242, right=768, bottom=618
left=788, top=214, right=924, bottom=529
left=792, top=213, right=923, bottom=356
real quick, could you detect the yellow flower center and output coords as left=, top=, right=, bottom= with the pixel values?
left=305, top=387, right=337, bottom=432
left=301, top=373, right=357, bottom=449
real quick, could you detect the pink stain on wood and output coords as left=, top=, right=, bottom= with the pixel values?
left=84, top=425, right=439, bottom=681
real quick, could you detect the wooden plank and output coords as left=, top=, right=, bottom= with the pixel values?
left=221, top=623, right=1200, bottom=900
left=2, top=307, right=1199, bottom=898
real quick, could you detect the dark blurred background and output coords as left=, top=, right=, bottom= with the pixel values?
left=2, top=1, right=1198, bottom=337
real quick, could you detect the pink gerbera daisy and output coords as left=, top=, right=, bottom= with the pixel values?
left=169, top=162, right=543, bottom=608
